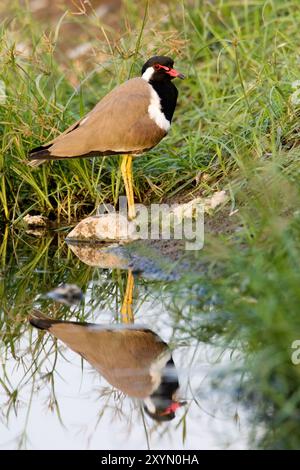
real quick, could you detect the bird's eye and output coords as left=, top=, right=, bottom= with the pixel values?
left=154, top=64, right=161, bottom=71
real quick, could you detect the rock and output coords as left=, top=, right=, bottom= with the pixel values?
left=66, top=214, right=141, bottom=242
left=171, top=190, right=228, bottom=220
left=66, top=192, right=228, bottom=243
left=207, top=190, right=227, bottom=210
left=23, top=214, right=48, bottom=227
left=25, top=228, right=47, bottom=237
left=46, top=284, right=83, bottom=306
left=67, top=244, right=130, bottom=269
left=68, top=242, right=182, bottom=281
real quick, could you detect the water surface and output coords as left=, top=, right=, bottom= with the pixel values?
left=0, top=229, right=249, bottom=449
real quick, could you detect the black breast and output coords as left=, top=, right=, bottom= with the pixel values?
left=149, top=80, right=178, bottom=123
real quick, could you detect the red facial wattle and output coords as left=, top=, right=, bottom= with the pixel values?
left=162, top=401, right=182, bottom=415
left=167, top=68, right=185, bottom=79
left=155, top=64, right=185, bottom=79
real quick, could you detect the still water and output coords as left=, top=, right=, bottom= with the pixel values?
left=0, top=229, right=249, bottom=449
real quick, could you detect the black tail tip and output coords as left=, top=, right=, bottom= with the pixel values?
left=28, top=144, right=51, bottom=160
left=28, top=310, right=53, bottom=330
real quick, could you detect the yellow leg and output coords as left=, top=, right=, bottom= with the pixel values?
left=120, top=270, right=134, bottom=324
left=121, top=154, right=136, bottom=220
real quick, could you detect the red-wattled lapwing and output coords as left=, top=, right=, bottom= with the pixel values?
left=29, top=310, right=185, bottom=421
left=28, top=56, right=184, bottom=220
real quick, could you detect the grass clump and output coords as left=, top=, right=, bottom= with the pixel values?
left=1, top=0, right=299, bottom=224
left=2, top=0, right=300, bottom=450
left=166, top=152, right=300, bottom=449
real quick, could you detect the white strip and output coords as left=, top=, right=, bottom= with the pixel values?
left=149, top=349, right=171, bottom=391
left=80, top=116, right=89, bottom=126
left=143, top=397, right=156, bottom=414
left=142, top=66, right=154, bottom=82
left=148, top=87, right=170, bottom=131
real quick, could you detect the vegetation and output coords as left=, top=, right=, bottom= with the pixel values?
left=1, top=0, right=298, bottom=224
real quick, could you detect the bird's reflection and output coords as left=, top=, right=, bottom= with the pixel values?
left=29, top=271, right=184, bottom=421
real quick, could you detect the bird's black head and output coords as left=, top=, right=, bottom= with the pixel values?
left=141, top=56, right=185, bottom=82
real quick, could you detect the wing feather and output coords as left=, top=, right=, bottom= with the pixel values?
left=48, top=323, right=167, bottom=398
left=40, top=78, right=166, bottom=159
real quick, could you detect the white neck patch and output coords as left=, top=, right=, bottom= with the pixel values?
left=149, top=349, right=172, bottom=391
left=143, top=397, right=156, bottom=414
left=148, top=88, right=171, bottom=132
left=143, top=349, right=173, bottom=414
left=142, top=66, right=155, bottom=82
left=142, top=66, right=171, bottom=132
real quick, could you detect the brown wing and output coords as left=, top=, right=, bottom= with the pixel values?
left=44, top=78, right=166, bottom=158
left=48, top=323, right=168, bottom=398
